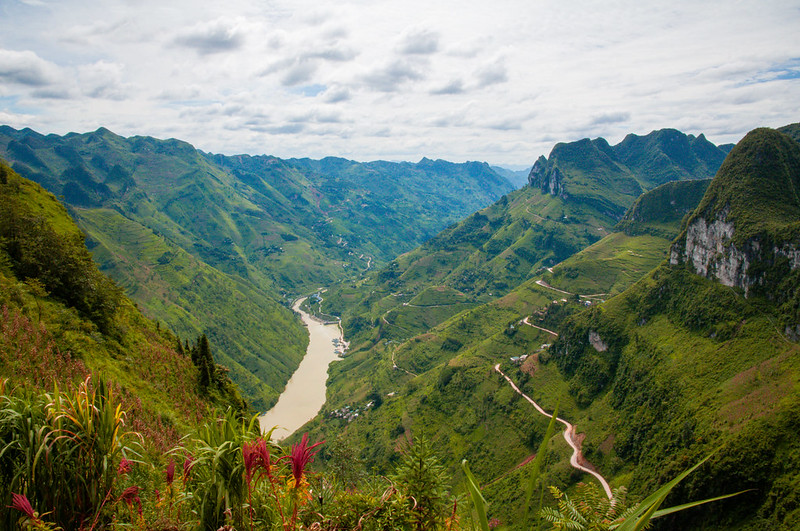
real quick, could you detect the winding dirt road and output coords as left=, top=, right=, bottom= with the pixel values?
left=521, top=316, right=559, bottom=337
left=494, top=364, right=613, bottom=499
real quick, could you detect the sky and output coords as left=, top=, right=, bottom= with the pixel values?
left=0, top=0, right=799, bottom=167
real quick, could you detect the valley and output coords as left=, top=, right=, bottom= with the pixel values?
left=2, top=123, right=799, bottom=529
left=258, top=295, right=346, bottom=440
left=2, top=2, right=799, bottom=528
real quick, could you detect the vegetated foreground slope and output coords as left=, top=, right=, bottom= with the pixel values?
left=0, top=125, right=513, bottom=410
left=0, top=159, right=243, bottom=445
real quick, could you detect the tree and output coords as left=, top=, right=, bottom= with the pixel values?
left=391, top=436, right=453, bottom=530
left=197, top=334, right=214, bottom=391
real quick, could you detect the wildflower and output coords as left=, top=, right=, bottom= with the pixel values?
left=183, top=454, right=194, bottom=486
left=165, top=459, right=176, bottom=486
left=243, top=438, right=273, bottom=484
left=118, top=458, right=132, bottom=475
left=285, top=433, right=324, bottom=487
left=9, top=493, right=38, bottom=521
left=120, top=486, right=143, bottom=516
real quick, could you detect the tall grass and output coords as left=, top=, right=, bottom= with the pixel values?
left=0, top=375, right=140, bottom=529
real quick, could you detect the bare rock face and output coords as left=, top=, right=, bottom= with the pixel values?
left=588, top=330, right=608, bottom=352
left=528, top=155, right=565, bottom=198
left=670, top=207, right=800, bottom=296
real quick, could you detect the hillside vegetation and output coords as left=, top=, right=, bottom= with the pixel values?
left=324, top=129, right=727, bottom=360
left=0, top=159, right=244, bottom=444
left=0, top=126, right=513, bottom=409
left=303, top=125, right=800, bottom=529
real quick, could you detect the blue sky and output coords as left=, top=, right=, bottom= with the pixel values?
left=1, top=0, right=798, bottom=167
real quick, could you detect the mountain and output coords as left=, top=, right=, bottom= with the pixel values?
left=303, top=125, right=800, bottom=528
left=0, top=158, right=243, bottom=439
left=325, top=128, right=729, bottom=355
left=778, top=122, right=800, bottom=144
left=669, top=128, right=800, bottom=300
left=549, top=126, right=800, bottom=528
left=529, top=128, right=728, bottom=218
left=491, top=165, right=532, bottom=188
left=0, top=126, right=513, bottom=410
left=542, top=178, right=712, bottom=297
left=302, top=170, right=714, bottom=527
left=614, top=129, right=728, bottom=188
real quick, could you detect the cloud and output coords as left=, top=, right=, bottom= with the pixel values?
left=363, top=60, right=425, bottom=92
left=305, top=46, right=358, bottom=62
left=174, top=18, right=245, bottom=54
left=485, top=118, right=522, bottom=131
left=430, top=79, right=464, bottom=95
left=589, top=112, right=631, bottom=125
left=291, top=84, right=327, bottom=97
left=398, top=29, right=440, bottom=55
left=474, top=61, right=508, bottom=87
left=78, top=60, right=129, bottom=99
left=282, top=61, right=318, bottom=86
left=323, top=86, right=350, bottom=103
left=0, top=49, right=60, bottom=87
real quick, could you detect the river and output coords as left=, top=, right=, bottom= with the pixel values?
left=258, top=296, right=344, bottom=440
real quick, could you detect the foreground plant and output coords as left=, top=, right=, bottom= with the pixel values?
left=0, top=376, right=141, bottom=529
left=284, top=432, right=324, bottom=530
left=8, top=493, right=61, bottom=530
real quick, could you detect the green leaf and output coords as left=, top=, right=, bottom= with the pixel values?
left=462, top=459, right=490, bottom=531
left=614, top=450, right=723, bottom=531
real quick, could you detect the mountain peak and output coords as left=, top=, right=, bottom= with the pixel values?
left=669, top=127, right=800, bottom=295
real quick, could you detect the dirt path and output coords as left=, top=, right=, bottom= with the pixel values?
left=521, top=316, right=559, bottom=337
left=495, top=364, right=612, bottom=499
left=535, top=279, right=573, bottom=296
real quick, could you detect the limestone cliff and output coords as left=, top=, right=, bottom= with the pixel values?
left=527, top=155, right=564, bottom=197
left=669, top=127, right=800, bottom=298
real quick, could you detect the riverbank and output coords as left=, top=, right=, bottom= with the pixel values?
left=258, top=296, right=346, bottom=440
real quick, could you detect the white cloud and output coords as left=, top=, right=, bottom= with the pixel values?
left=173, top=17, right=248, bottom=54
left=0, top=48, right=60, bottom=86
left=398, top=28, right=440, bottom=55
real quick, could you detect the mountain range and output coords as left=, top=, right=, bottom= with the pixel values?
left=303, top=124, right=800, bottom=529
left=0, top=126, right=513, bottom=409
left=2, top=121, right=799, bottom=529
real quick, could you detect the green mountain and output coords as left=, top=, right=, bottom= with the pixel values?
left=549, top=126, right=800, bottom=528
left=302, top=175, right=712, bottom=527
left=0, top=126, right=513, bottom=410
left=529, top=128, right=728, bottom=217
left=303, top=125, right=800, bottom=529
left=614, top=129, right=728, bottom=188
left=325, top=129, right=728, bottom=355
left=491, top=165, right=532, bottom=188
left=0, top=159, right=242, bottom=447
left=543, top=178, right=711, bottom=297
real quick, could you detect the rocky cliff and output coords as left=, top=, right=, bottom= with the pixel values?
left=526, top=129, right=729, bottom=220
left=669, top=127, right=800, bottom=298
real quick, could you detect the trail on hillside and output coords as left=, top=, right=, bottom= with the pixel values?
left=521, top=316, right=559, bottom=337
left=495, top=364, right=613, bottom=499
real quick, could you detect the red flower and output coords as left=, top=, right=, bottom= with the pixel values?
left=165, top=459, right=176, bottom=486
left=118, top=458, right=132, bottom=475
left=183, top=455, right=194, bottom=486
left=119, top=486, right=143, bottom=515
left=243, top=437, right=273, bottom=485
left=285, top=433, right=324, bottom=486
left=9, top=493, right=37, bottom=520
